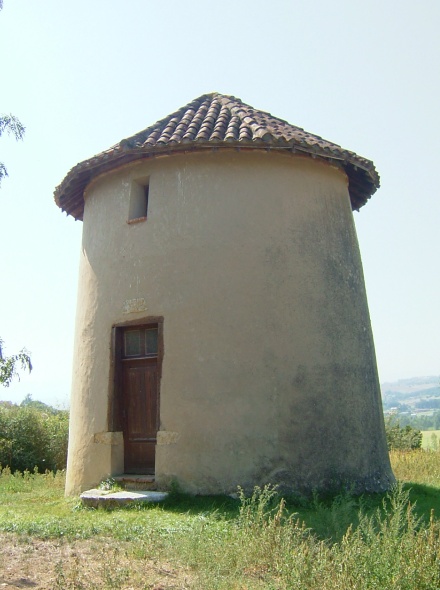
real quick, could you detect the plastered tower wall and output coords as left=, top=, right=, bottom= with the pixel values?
left=65, top=149, right=394, bottom=495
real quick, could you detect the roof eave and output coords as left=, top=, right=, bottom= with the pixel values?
left=54, top=142, right=379, bottom=221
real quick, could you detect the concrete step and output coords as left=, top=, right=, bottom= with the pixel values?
left=113, top=474, right=157, bottom=490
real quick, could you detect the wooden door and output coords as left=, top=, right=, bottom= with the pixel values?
left=121, top=326, right=159, bottom=474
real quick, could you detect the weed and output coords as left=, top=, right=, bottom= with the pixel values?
left=2, top=453, right=440, bottom=588
left=98, top=477, right=122, bottom=492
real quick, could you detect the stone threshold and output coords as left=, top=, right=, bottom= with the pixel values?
left=80, top=489, right=168, bottom=508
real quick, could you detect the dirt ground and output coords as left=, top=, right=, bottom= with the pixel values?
left=0, top=533, right=192, bottom=589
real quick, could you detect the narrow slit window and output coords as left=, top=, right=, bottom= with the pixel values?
left=143, top=184, right=149, bottom=215
left=128, top=179, right=149, bottom=223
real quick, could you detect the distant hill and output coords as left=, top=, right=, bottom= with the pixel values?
left=381, top=376, right=440, bottom=414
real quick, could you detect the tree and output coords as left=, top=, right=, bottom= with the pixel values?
left=0, top=398, right=69, bottom=472
left=0, top=1, right=25, bottom=185
left=385, top=416, right=422, bottom=451
left=0, top=338, right=32, bottom=387
left=0, top=114, right=25, bottom=186
left=0, top=5, right=29, bottom=384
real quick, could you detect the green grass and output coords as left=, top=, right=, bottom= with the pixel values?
left=1, top=456, right=440, bottom=589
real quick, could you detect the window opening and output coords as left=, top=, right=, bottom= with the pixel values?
left=128, top=179, right=149, bottom=223
left=124, top=330, right=141, bottom=357
left=145, top=328, right=158, bottom=356
left=122, top=326, right=158, bottom=359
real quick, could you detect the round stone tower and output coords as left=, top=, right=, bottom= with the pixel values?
left=55, top=93, right=394, bottom=495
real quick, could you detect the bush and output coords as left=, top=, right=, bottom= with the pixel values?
left=385, top=416, right=422, bottom=450
left=0, top=400, right=68, bottom=472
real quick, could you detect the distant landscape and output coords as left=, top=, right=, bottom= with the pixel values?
left=382, top=375, right=440, bottom=413
left=381, top=375, right=440, bottom=442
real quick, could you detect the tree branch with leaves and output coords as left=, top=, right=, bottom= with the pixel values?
left=0, top=113, right=25, bottom=185
left=0, top=1, right=26, bottom=185
left=0, top=338, right=32, bottom=387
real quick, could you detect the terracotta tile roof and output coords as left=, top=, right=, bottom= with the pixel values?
left=54, top=93, right=380, bottom=220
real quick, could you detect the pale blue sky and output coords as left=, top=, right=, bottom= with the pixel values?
left=1, top=0, right=439, bottom=406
